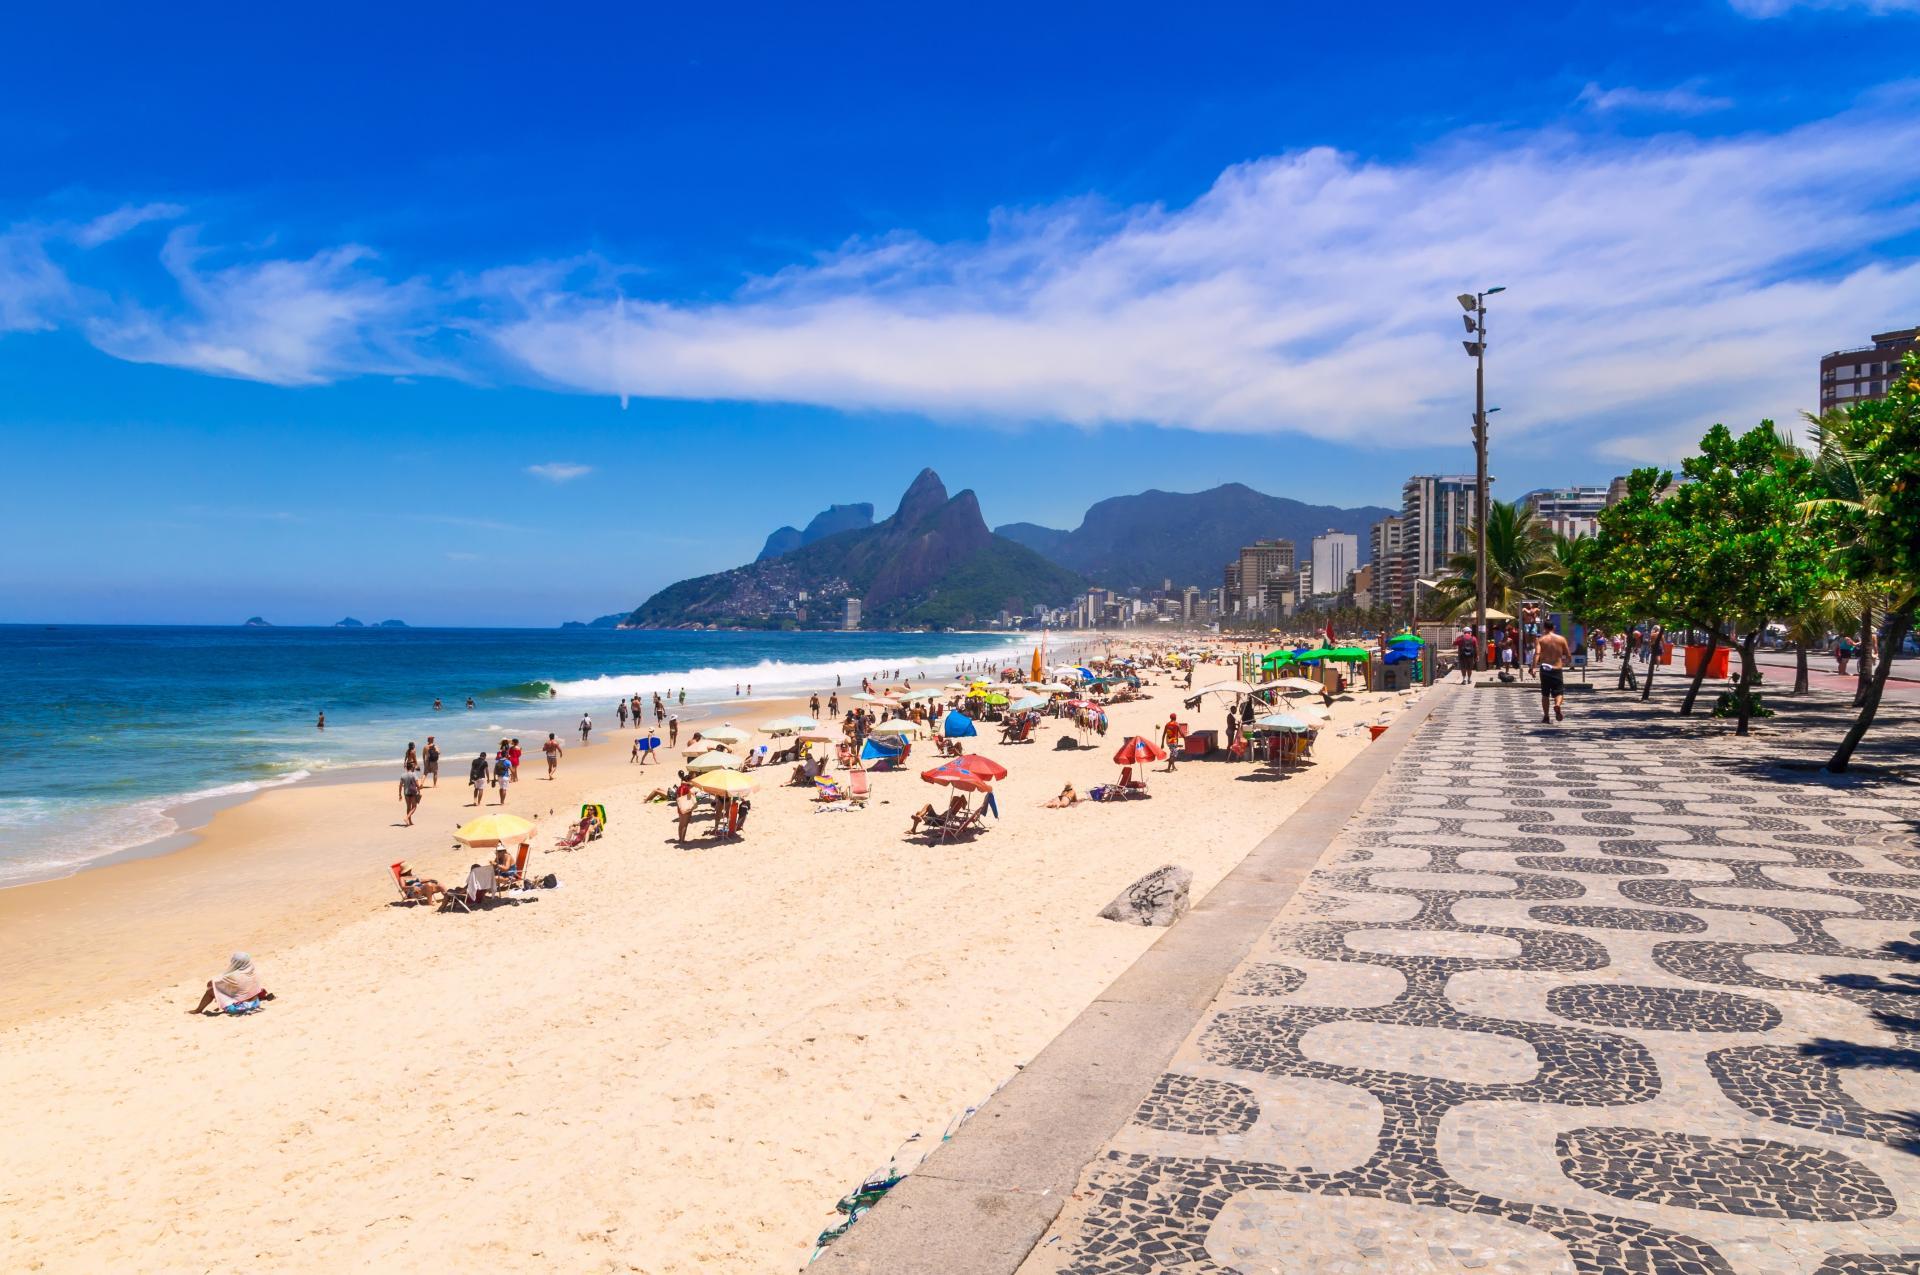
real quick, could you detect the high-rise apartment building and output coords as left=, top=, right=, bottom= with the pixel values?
left=1369, top=515, right=1406, bottom=614
left=1398, top=476, right=1481, bottom=606
left=843, top=598, right=862, bottom=630
left=1310, top=530, right=1357, bottom=597
left=1235, top=539, right=1295, bottom=615
left=1820, top=326, right=1917, bottom=414
left=1523, top=486, right=1609, bottom=539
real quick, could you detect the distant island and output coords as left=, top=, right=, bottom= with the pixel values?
left=243, top=616, right=272, bottom=627
left=335, top=617, right=407, bottom=628
left=375, top=619, right=409, bottom=628
left=334, top=617, right=364, bottom=628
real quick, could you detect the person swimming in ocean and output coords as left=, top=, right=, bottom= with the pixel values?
left=316, top=710, right=325, bottom=730
left=466, top=696, right=475, bottom=709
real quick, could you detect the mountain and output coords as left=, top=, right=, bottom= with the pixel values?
left=628, top=470, right=1083, bottom=629
left=334, top=617, right=365, bottom=628
left=755, top=502, right=875, bottom=561
left=996, top=483, right=1395, bottom=591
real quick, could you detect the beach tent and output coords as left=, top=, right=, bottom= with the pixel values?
left=860, top=735, right=905, bottom=765
left=941, top=710, right=977, bottom=738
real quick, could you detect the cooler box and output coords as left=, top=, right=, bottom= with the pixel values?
left=1183, top=730, right=1217, bottom=757
left=1683, top=646, right=1730, bottom=679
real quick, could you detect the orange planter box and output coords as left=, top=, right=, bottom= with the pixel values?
left=1683, top=646, right=1730, bottom=679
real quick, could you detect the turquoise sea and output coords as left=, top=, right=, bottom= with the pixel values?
left=0, top=625, right=1043, bottom=886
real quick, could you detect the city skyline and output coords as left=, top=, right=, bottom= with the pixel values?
left=5, top=2, right=1919, bottom=624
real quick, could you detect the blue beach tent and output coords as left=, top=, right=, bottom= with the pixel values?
left=942, top=710, right=977, bottom=738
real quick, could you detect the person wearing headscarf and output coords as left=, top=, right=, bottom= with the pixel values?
left=190, top=952, right=272, bottom=1015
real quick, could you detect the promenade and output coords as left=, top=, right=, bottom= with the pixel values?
left=831, top=679, right=1920, bottom=1274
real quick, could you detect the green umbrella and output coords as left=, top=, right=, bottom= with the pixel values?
left=1325, top=646, right=1372, bottom=662
left=1295, top=647, right=1335, bottom=660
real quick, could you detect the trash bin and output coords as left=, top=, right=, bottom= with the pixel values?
left=1683, top=645, right=1730, bottom=679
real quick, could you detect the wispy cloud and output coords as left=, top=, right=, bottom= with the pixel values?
left=488, top=102, right=1920, bottom=461
left=73, top=202, right=185, bottom=248
left=525, top=461, right=592, bottom=483
left=84, top=229, right=435, bottom=386
left=5, top=95, right=1920, bottom=465
left=1730, top=0, right=1919, bottom=15
left=1577, top=82, right=1733, bottom=114
left=0, top=228, right=72, bottom=333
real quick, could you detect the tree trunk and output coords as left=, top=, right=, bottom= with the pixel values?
left=1734, top=631, right=1760, bottom=736
left=1854, top=604, right=1874, bottom=707
left=1617, top=645, right=1634, bottom=691
left=1639, top=630, right=1660, bottom=702
left=1793, top=641, right=1808, bottom=694
left=1828, top=604, right=1916, bottom=774
left=1680, top=628, right=1720, bottom=716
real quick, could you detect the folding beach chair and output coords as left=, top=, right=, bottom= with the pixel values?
left=846, top=766, right=871, bottom=807
left=939, top=801, right=988, bottom=842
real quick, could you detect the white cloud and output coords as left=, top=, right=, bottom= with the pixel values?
left=84, top=229, right=433, bottom=386
left=526, top=461, right=592, bottom=482
left=487, top=103, right=1920, bottom=462
left=1730, top=0, right=1919, bottom=15
left=1577, top=82, right=1732, bottom=114
left=73, top=202, right=185, bottom=248
left=0, top=229, right=72, bottom=332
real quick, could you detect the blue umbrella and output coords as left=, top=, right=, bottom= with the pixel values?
left=942, top=710, right=977, bottom=738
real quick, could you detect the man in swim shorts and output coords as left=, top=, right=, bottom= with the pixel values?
left=1536, top=620, right=1572, bottom=724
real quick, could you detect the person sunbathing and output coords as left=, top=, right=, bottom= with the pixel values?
left=908, top=794, right=968, bottom=835
left=395, top=860, right=445, bottom=904
left=190, top=952, right=274, bottom=1015
left=1043, top=784, right=1081, bottom=808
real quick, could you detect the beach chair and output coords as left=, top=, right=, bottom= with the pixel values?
left=494, top=844, right=531, bottom=892
left=390, top=862, right=441, bottom=907
left=938, top=802, right=988, bottom=842
left=847, top=766, right=871, bottom=806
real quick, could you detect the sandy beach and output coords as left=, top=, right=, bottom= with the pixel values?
left=0, top=648, right=1415, bottom=1272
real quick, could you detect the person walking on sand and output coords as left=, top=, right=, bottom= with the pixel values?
left=509, top=738, right=523, bottom=779
left=423, top=737, right=440, bottom=787
left=579, top=712, right=593, bottom=743
left=469, top=751, right=489, bottom=805
left=617, top=700, right=629, bottom=729
left=398, top=767, right=422, bottom=826
left=1536, top=620, right=1573, bottom=724
left=544, top=732, right=563, bottom=778
left=1162, top=713, right=1184, bottom=772
left=492, top=749, right=512, bottom=803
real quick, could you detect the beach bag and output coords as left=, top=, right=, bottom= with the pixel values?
left=541, top=873, right=559, bottom=889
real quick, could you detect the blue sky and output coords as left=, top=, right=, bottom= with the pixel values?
left=4, top=0, right=1918, bottom=625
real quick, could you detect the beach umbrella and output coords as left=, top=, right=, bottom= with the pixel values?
left=797, top=730, right=839, bottom=744
left=981, top=692, right=1009, bottom=706
left=1270, top=677, right=1325, bottom=694
left=1325, top=646, right=1373, bottom=662
left=853, top=693, right=898, bottom=707
left=1294, top=647, right=1335, bottom=661
left=761, top=715, right=817, bottom=735
left=898, top=689, right=943, bottom=702
left=688, top=750, right=745, bottom=773
left=1254, top=713, right=1311, bottom=732
left=951, top=753, right=1008, bottom=779
left=1010, top=695, right=1046, bottom=712
left=703, top=724, right=752, bottom=744
left=454, top=813, right=537, bottom=846
left=1193, top=680, right=1256, bottom=698
left=692, top=769, right=755, bottom=798
left=683, top=739, right=721, bottom=755
left=1030, top=682, right=1072, bottom=693
left=1112, top=736, right=1167, bottom=764
left=941, top=710, right=977, bottom=738
left=875, top=717, right=928, bottom=736
left=1291, top=702, right=1331, bottom=721
left=921, top=761, right=993, bottom=792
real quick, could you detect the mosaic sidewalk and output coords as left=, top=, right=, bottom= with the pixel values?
left=1021, top=686, right=1920, bottom=1275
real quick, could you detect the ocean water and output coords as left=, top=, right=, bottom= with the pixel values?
left=0, top=625, right=1043, bottom=886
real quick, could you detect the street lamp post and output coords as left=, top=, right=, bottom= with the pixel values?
left=1457, top=286, right=1505, bottom=657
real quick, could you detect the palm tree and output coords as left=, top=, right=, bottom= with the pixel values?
left=1427, top=499, right=1563, bottom=622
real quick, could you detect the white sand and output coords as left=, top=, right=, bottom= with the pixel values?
left=0, top=653, right=1410, bottom=1271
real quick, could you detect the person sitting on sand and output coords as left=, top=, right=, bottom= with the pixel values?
left=908, top=794, right=968, bottom=835
left=1043, top=783, right=1081, bottom=808
left=190, top=952, right=274, bottom=1015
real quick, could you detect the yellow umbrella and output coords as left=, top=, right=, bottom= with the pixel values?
left=688, top=751, right=744, bottom=773
left=454, top=813, right=536, bottom=845
left=693, top=770, right=756, bottom=798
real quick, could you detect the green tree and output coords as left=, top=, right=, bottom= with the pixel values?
left=1656, top=422, right=1825, bottom=732
left=1806, top=351, right=1920, bottom=772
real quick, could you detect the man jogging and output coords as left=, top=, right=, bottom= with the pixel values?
left=1536, top=620, right=1573, bottom=724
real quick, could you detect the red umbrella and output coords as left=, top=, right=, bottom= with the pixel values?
left=922, top=761, right=993, bottom=792
left=1113, top=736, right=1167, bottom=764
left=951, top=753, right=1009, bottom=780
